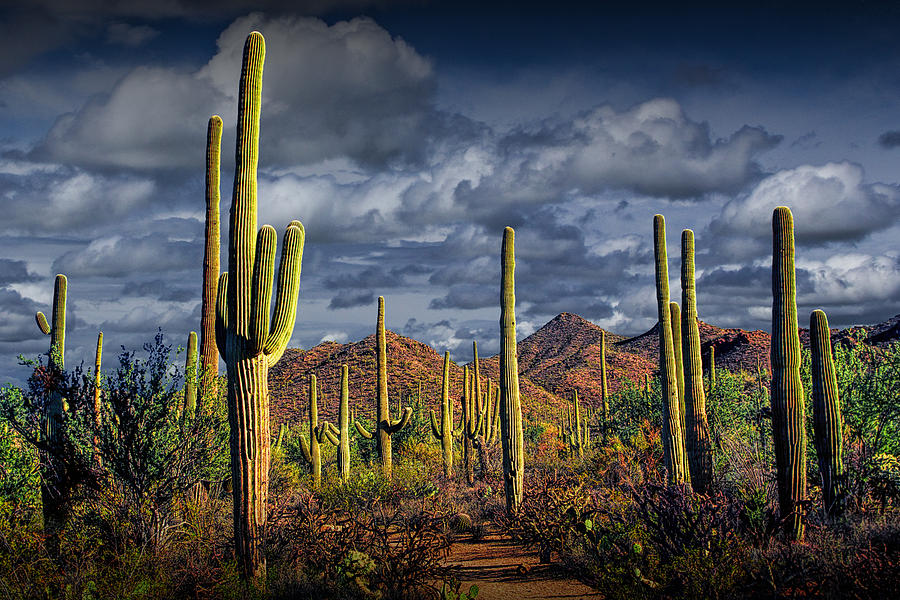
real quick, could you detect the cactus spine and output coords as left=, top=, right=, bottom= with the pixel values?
left=810, top=309, right=844, bottom=518
left=430, top=352, right=455, bottom=477
left=770, top=206, right=807, bottom=540
left=500, top=227, right=524, bottom=513
left=681, top=229, right=712, bottom=494
left=653, top=215, right=687, bottom=485
left=354, top=296, right=411, bottom=479
left=214, top=31, right=305, bottom=582
left=36, top=273, right=68, bottom=532
left=201, top=115, right=222, bottom=384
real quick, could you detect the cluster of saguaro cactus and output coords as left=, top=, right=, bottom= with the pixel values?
left=561, top=391, right=590, bottom=457
left=499, top=227, right=524, bottom=513
left=810, top=309, right=844, bottom=518
left=354, top=296, right=411, bottom=480
left=430, top=352, right=459, bottom=477
left=214, top=31, right=306, bottom=582
left=681, top=230, right=712, bottom=494
left=298, top=375, right=322, bottom=487
left=770, top=206, right=807, bottom=540
left=460, top=365, right=479, bottom=483
left=318, top=365, right=352, bottom=482
left=653, top=215, right=687, bottom=485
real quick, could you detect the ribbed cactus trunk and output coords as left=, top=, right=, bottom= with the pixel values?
left=200, top=115, right=222, bottom=385
left=810, top=309, right=844, bottom=518
left=770, top=206, right=807, bottom=540
left=338, top=365, right=351, bottom=481
left=473, top=341, right=489, bottom=479
left=574, top=391, right=584, bottom=459
left=708, top=345, right=716, bottom=393
left=462, top=366, right=475, bottom=484
left=681, top=229, right=712, bottom=494
left=215, top=32, right=306, bottom=583
left=670, top=302, right=685, bottom=423
left=600, top=330, right=609, bottom=426
left=429, top=352, right=454, bottom=477
left=500, top=227, right=524, bottom=514
left=653, top=215, right=687, bottom=485
left=36, top=273, right=67, bottom=533
left=300, top=375, right=321, bottom=486
left=93, top=331, right=103, bottom=465
left=183, top=331, right=198, bottom=420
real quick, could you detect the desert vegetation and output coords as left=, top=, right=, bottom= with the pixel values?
left=1, top=30, right=899, bottom=600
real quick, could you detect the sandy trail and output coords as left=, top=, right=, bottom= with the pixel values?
left=442, top=533, right=603, bottom=600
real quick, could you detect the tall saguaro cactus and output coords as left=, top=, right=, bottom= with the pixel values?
left=36, top=273, right=68, bottom=531
left=430, top=352, right=455, bottom=477
left=299, top=375, right=321, bottom=486
left=214, top=31, right=305, bottom=582
left=184, top=331, right=198, bottom=419
left=653, top=215, right=687, bottom=485
left=600, top=330, right=609, bottom=425
left=201, top=115, right=222, bottom=383
left=770, top=206, right=807, bottom=540
left=317, top=364, right=352, bottom=482
left=810, top=309, right=844, bottom=518
left=355, top=296, right=411, bottom=479
left=500, top=227, right=524, bottom=513
left=681, top=229, right=712, bottom=493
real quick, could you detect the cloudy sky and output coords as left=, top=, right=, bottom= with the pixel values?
left=2, top=0, right=899, bottom=384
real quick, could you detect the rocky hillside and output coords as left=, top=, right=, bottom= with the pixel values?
left=269, top=312, right=899, bottom=428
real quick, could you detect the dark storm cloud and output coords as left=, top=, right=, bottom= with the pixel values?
left=698, top=265, right=816, bottom=299
left=0, top=288, right=42, bottom=343
left=105, top=22, right=159, bottom=46
left=328, top=290, right=374, bottom=310
left=0, top=259, right=39, bottom=286
left=878, top=130, right=900, bottom=149
left=323, top=263, right=429, bottom=290
left=429, top=284, right=495, bottom=311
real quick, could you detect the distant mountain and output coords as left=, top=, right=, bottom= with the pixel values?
left=268, top=312, right=899, bottom=428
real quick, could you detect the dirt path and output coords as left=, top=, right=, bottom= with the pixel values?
left=443, top=533, right=603, bottom=600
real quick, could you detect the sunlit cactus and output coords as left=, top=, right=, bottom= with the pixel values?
left=354, top=296, right=411, bottom=479
left=298, top=374, right=322, bottom=487
left=810, top=309, right=844, bottom=518
left=499, top=226, right=524, bottom=513
left=213, top=31, right=306, bottom=582
left=184, top=331, right=198, bottom=420
left=200, top=115, right=222, bottom=384
left=681, top=229, right=712, bottom=493
left=653, top=215, right=687, bottom=485
left=430, top=352, right=455, bottom=477
left=770, top=206, right=807, bottom=540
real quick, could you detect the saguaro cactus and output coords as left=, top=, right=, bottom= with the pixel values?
left=299, top=375, right=322, bottom=487
left=770, top=206, right=807, bottom=540
left=670, top=301, right=685, bottom=419
left=600, top=331, right=609, bottom=425
left=354, top=296, right=411, bottom=479
left=429, top=352, right=455, bottom=477
left=708, top=345, right=716, bottom=392
left=200, top=115, right=222, bottom=383
left=321, top=364, right=352, bottom=482
left=810, top=309, right=844, bottom=518
left=214, top=31, right=305, bottom=582
left=681, top=229, right=712, bottom=493
left=653, top=215, right=687, bottom=485
left=92, top=331, right=103, bottom=464
left=36, top=273, right=68, bottom=531
left=500, top=227, right=524, bottom=513
left=184, top=331, right=198, bottom=420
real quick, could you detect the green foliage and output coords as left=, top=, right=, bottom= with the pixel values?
left=607, top=376, right=660, bottom=443
left=0, top=415, right=40, bottom=511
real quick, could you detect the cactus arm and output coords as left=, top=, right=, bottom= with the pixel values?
left=317, top=422, right=339, bottom=446
left=298, top=434, right=312, bottom=463
left=36, top=312, right=51, bottom=335
left=263, top=221, right=305, bottom=362
left=430, top=409, right=443, bottom=439
left=326, top=422, right=339, bottom=436
left=249, top=226, right=276, bottom=355
left=355, top=421, right=374, bottom=439
left=215, top=272, right=228, bottom=359
left=386, top=406, right=412, bottom=433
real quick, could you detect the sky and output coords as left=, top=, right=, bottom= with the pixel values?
left=1, top=0, right=899, bottom=385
